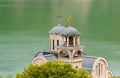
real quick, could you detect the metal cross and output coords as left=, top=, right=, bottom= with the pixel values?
left=67, top=16, right=73, bottom=26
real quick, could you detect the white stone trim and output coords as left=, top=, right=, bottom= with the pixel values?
left=108, top=70, right=113, bottom=77
left=32, top=57, right=47, bottom=64
left=93, top=57, right=109, bottom=69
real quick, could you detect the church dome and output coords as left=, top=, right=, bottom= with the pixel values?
left=61, top=26, right=80, bottom=36
left=49, top=24, right=65, bottom=34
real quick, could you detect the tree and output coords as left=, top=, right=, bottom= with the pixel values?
left=16, top=61, right=92, bottom=78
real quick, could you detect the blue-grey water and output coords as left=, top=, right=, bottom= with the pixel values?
left=0, top=0, right=120, bottom=77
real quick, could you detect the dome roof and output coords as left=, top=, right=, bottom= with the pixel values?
left=61, top=26, right=80, bottom=36
left=49, top=24, right=65, bottom=34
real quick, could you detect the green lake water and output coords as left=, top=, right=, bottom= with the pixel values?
left=0, top=0, right=120, bottom=77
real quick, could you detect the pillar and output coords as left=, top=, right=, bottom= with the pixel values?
left=77, top=36, right=80, bottom=45
left=67, top=37, right=69, bottom=46
left=73, top=36, right=75, bottom=46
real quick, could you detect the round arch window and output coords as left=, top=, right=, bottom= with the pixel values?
left=73, top=50, right=81, bottom=59
left=60, top=50, right=69, bottom=59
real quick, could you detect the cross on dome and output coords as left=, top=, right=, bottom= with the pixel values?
left=67, top=16, right=73, bottom=26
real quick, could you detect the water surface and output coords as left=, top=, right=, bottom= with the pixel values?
left=0, top=0, right=120, bottom=77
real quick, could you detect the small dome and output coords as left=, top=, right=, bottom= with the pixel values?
left=49, top=24, right=65, bottom=34
left=61, top=26, right=80, bottom=36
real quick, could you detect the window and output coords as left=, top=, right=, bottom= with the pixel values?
left=60, top=50, right=69, bottom=59
left=53, top=40, right=54, bottom=50
left=57, top=40, right=59, bottom=46
left=73, top=50, right=81, bottom=59
left=98, top=63, right=100, bottom=76
left=69, top=36, right=73, bottom=45
left=101, top=64, right=103, bottom=75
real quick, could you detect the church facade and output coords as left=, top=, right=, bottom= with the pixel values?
left=32, top=24, right=113, bottom=78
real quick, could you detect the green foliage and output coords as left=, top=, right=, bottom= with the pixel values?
left=114, top=76, right=120, bottom=78
left=16, top=61, right=92, bottom=78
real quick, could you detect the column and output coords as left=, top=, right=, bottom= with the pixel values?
left=62, top=37, right=64, bottom=46
left=59, top=35, right=61, bottom=46
left=77, top=36, right=80, bottom=45
left=73, top=36, right=75, bottom=46
left=67, top=37, right=69, bottom=46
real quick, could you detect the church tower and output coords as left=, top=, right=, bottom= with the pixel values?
left=57, top=26, right=84, bottom=68
left=49, top=17, right=84, bottom=68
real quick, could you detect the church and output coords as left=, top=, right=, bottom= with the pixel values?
left=32, top=18, right=113, bottom=78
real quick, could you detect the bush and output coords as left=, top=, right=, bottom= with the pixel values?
left=16, top=61, right=92, bottom=78
left=113, top=76, right=120, bottom=78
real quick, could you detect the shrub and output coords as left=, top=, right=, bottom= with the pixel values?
left=16, top=61, right=92, bottom=78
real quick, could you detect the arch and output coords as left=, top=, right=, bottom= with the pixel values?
left=32, top=57, right=47, bottom=65
left=59, top=50, right=70, bottom=59
left=108, top=71, right=113, bottom=78
left=93, top=58, right=109, bottom=78
left=73, top=50, right=82, bottom=59
left=93, top=58, right=108, bottom=69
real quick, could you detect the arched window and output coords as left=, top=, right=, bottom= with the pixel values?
left=60, top=50, right=69, bottom=59
left=57, top=40, right=59, bottom=46
left=53, top=40, right=54, bottom=50
left=101, top=64, right=103, bottom=75
left=69, top=36, right=73, bottom=46
left=97, top=63, right=103, bottom=77
left=95, top=59, right=108, bottom=78
left=73, top=50, right=81, bottom=59
left=98, top=63, right=100, bottom=76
